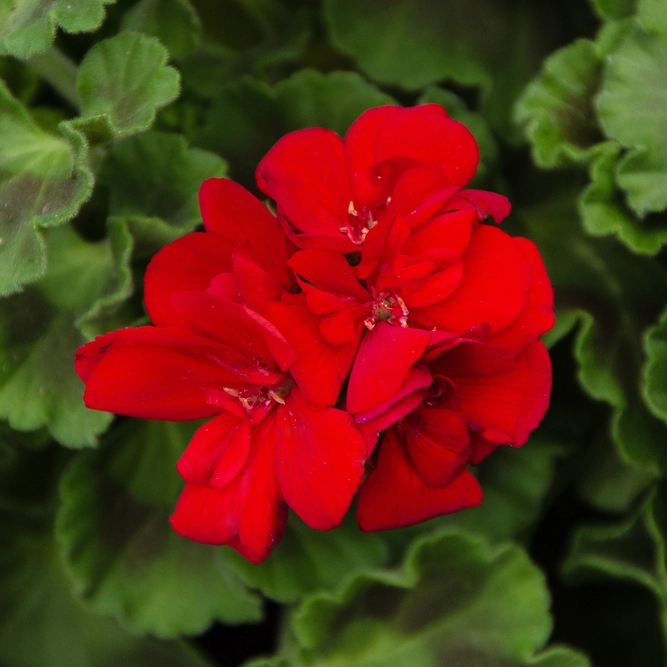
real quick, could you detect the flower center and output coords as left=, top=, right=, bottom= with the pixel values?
left=223, top=377, right=294, bottom=415
left=340, top=201, right=378, bottom=245
left=364, top=289, right=409, bottom=330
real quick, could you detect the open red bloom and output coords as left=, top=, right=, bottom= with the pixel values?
left=75, top=180, right=366, bottom=563
left=76, top=103, right=555, bottom=558
left=256, top=104, right=511, bottom=252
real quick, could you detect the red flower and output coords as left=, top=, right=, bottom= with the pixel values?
left=75, top=103, right=555, bottom=558
left=256, top=104, right=510, bottom=252
left=256, top=104, right=555, bottom=533
left=75, top=180, right=367, bottom=563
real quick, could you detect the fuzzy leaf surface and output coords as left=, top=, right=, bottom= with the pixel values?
left=0, top=508, right=214, bottom=667
left=287, top=531, right=590, bottom=667
left=0, top=81, right=93, bottom=295
left=0, top=0, right=114, bottom=58
left=75, top=32, right=180, bottom=143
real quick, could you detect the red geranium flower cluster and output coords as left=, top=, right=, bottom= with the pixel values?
left=76, top=104, right=554, bottom=563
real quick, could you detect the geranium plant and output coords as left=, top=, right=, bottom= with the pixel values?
left=2, top=1, right=667, bottom=666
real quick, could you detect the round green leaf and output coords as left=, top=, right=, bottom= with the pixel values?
left=76, top=32, right=180, bottom=142
left=597, top=27, right=667, bottom=215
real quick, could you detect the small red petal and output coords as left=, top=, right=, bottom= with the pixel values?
left=275, top=389, right=366, bottom=529
left=445, top=341, right=552, bottom=447
left=357, top=427, right=483, bottom=531
left=264, top=297, right=361, bottom=406
left=177, top=413, right=250, bottom=488
left=171, top=417, right=286, bottom=561
left=404, top=407, right=470, bottom=487
left=144, top=232, right=234, bottom=328
left=289, top=249, right=370, bottom=302
left=76, top=327, right=242, bottom=420
left=232, top=240, right=288, bottom=313
left=170, top=291, right=296, bottom=373
left=257, top=128, right=356, bottom=250
left=375, top=107, right=479, bottom=188
left=486, top=238, right=555, bottom=354
left=199, top=178, right=292, bottom=286
left=347, top=323, right=432, bottom=414
left=410, top=225, right=531, bottom=335
left=344, top=105, right=403, bottom=208
left=446, top=189, right=512, bottom=224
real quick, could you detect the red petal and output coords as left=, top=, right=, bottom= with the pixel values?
left=275, top=389, right=366, bottom=529
left=177, top=413, right=250, bottom=488
left=356, top=390, right=425, bottom=456
left=199, top=178, right=292, bottom=285
left=401, top=262, right=464, bottom=309
left=375, top=106, right=479, bottom=188
left=232, top=240, right=287, bottom=313
left=446, top=189, right=511, bottom=224
left=386, top=166, right=450, bottom=225
left=347, top=323, right=432, bottom=414
left=354, top=366, right=432, bottom=424
left=75, top=327, right=239, bottom=420
left=410, top=225, right=531, bottom=335
left=469, top=432, right=501, bottom=465
left=357, top=427, right=483, bottom=531
left=171, top=417, right=287, bottom=561
left=144, top=232, right=234, bottom=328
left=319, top=308, right=356, bottom=345
left=445, top=341, right=552, bottom=446
left=256, top=128, right=356, bottom=250
left=170, top=291, right=296, bottom=373
left=344, top=105, right=403, bottom=208
left=486, top=238, right=555, bottom=354
left=264, top=298, right=361, bottom=406
left=404, top=407, right=470, bottom=487
left=401, top=210, right=475, bottom=268
left=289, top=249, right=370, bottom=302
left=430, top=340, right=517, bottom=377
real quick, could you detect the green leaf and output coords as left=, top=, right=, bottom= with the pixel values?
left=323, top=0, right=567, bottom=141
left=579, top=141, right=667, bottom=255
left=121, top=0, right=201, bottom=59
left=74, top=217, right=137, bottom=339
left=441, top=436, right=565, bottom=541
left=0, top=438, right=63, bottom=511
left=0, top=296, right=112, bottom=447
left=515, top=39, right=604, bottom=168
left=177, top=2, right=311, bottom=99
left=75, top=32, right=180, bottom=143
left=563, top=482, right=667, bottom=646
left=221, top=513, right=388, bottom=603
left=639, top=0, right=667, bottom=34
left=195, top=69, right=395, bottom=188
left=590, top=0, right=637, bottom=20
left=0, top=80, right=93, bottom=295
left=643, top=304, right=667, bottom=425
left=0, top=0, right=115, bottom=59
left=596, top=26, right=667, bottom=215
left=56, top=419, right=262, bottom=637
left=324, top=0, right=491, bottom=92
left=101, top=131, right=226, bottom=255
left=0, top=507, right=214, bottom=667
left=520, top=187, right=667, bottom=502
left=287, top=530, right=590, bottom=667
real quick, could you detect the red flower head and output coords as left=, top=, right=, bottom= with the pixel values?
left=75, top=179, right=367, bottom=563
left=256, top=104, right=555, bottom=532
left=75, top=103, right=554, bottom=561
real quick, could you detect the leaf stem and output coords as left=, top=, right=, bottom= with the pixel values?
left=26, top=46, right=79, bottom=110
